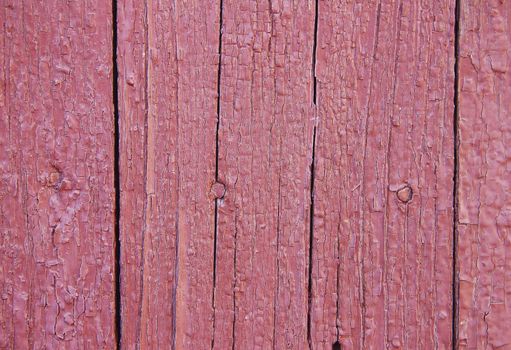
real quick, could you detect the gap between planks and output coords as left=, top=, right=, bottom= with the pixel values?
left=211, top=0, right=224, bottom=348
left=307, top=0, right=320, bottom=348
left=112, top=0, right=122, bottom=348
left=452, top=0, right=461, bottom=348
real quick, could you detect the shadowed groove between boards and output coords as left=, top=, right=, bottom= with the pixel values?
left=452, top=0, right=461, bottom=348
left=307, top=0, right=319, bottom=348
left=112, top=0, right=121, bottom=348
left=211, top=0, right=224, bottom=348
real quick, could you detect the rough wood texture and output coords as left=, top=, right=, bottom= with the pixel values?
left=0, top=1, right=115, bottom=348
left=312, top=1, right=455, bottom=348
left=213, top=1, right=316, bottom=349
left=7, top=0, right=511, bottom=349
left=117, top=0, right=220, bottom=348
left=457, top=1, right=511, bottom=348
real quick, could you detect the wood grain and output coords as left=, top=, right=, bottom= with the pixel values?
left=457, top=1, right=511, bottom=348
left=213, top=1, right=316, bottom=349
left=312, top=0, right=456, bottom=348
left=0, top=1, right=115, bottom=348
left=7, top=1, right=509, bottom=349
left=117, top=0, right=220, bottom=348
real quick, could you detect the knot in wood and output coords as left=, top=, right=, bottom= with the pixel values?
left=211, top=182, right=226, bottom=199
left=396, top=185, right=413, bottom=203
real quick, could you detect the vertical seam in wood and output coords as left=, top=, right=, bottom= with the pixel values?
left=171, top=4, right=180, bottom=345
left=335, top=223, right=340, bottom=342
left=312, top=0, right=319, bottom=105
left=211, top=1, right=224, bottom=348
left=307, top=1, right=319, bottom=348
left=358, top=3, right=382, bottom=347
left=357, top=1, right=381, bottom=348
left=231, top=214, right=238, bottom=350
left=272, top=172, right=282, bottom=350
left=135, top=1, right=150, bottom=348
left=307, top=131, right=317, bottom=350
left=452, top=0, right=461, bottom=348
left=112, top=0, right=121, bottom=347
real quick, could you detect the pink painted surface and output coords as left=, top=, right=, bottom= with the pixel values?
left=312, top=0, right=455, bottom=348
left=2, top=0, right=509, bottom=349
left=117, top=0, right=220, bottom=348
left=213, top=1, right=315, bottom=348
left=457, top=1, right=511, bottom=348
left=1, top=1, right=115, bottom=348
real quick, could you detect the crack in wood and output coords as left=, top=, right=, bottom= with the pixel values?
left=211, top=0, right=224, bottom=348
left=112, top=0, right=121, bottom=347
left=307, top=1, right=319, bottom=348
left=452, top=0, right=461, bottom=348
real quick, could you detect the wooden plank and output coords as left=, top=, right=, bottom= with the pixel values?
left=213, top=1, right=316, bottom=348
left=457, top=1, right=511, bottom=348
left=0, top=1, right=115, bottom=348
left=117, top=0, right=220, bottom=348
left=312, top=1, right=455, bottom=348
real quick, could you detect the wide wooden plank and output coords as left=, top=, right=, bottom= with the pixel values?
left=0, top=1, right=115, bottom=348
left=213, top=1, right=316, bottom=348
left=457, top=1, right=511, bottom=348
left=117, top=0, right=220, bottom=348
left=312, top=1, right=455, bottom=348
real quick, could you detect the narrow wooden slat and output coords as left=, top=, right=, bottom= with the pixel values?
left=312, top=1, right=455, bottom=348
left=0, top=1, right=115, bottom=348
left=213, top=1, right=316, bottom=348
left=457, top=1, right=511, bottom=348
left=117, top=0, right=220, bottom=348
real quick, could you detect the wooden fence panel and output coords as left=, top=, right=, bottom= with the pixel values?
left=312, top=1, right=456, bottom=349
left=0, top=1, right=115, bottom=348
left=6, top=0, right=511, bottom=349
left=117, top=0, right=220, bottom=348
left=457, top=1, right=511, bottom=348
left=213, top=1, right=316, bottom=349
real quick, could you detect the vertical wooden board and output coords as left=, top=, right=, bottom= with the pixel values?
left=312, top=0, right=455, bottom=349
left=173, top=2, right=220, bottom=347
left=382, top=2, right=455, bottom=348
left=117, top=0, right=220, bottom=348
left=0, top=1, right=115, bottom=348
left=116, top=1, right=147, bottom=346
left=457, top=1, right=511, bottom=348
left=213, top=1, right=315, bottom=349
left=117, top=0, right=177, bottom=348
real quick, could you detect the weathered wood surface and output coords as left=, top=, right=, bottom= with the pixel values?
left=312, top=0, right=456, bottom=348
left=0, top=1, right=115, bottom=348
left=213, top=1, right=316, bottom=349
left=457, top=1, right=511, bottom=348
left=3, top=0, right=511, bottom=349
left=117, top=0, right=220, bottom=348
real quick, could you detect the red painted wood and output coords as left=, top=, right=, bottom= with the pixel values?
left=312, top=0, right=456, bottom=348
left=7, top=1, right=510, bottom=349
left=457, top=1, right=511, bottom=348
left=213, top=1, right=316, bottom=349
left=117, top=0, right=220, bottom=348
left=0, top=1, right=115, bottom=348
